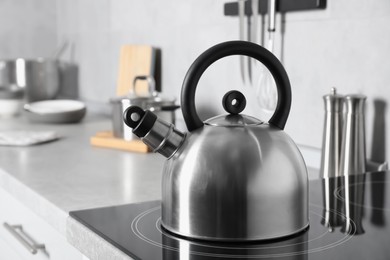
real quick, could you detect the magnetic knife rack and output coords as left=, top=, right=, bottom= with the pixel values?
left=224, top=0, right=326, bottom=16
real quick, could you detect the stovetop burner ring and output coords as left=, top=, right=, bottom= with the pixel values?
left=69, top=172, right=390, bottom=260
left=334, top=180, right=390, bottom=211
left=130, top=205, right=356, bottom=258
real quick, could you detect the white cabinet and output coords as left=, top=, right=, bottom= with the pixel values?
left=0, top=188, right=85, bottom=260
left=0, top=235, right=26, bottom=260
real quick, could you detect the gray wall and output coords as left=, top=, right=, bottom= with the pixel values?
left=0, top=0, right=57, bottom=59
left=56, top=0, right=390, bottom=165
left=2, top=1, right=389, bottom=166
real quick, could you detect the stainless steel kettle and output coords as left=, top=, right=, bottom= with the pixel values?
left=123, top=41, right=309, bottom=241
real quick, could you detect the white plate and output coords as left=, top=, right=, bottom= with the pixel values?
left=24, top=100, right=85, bottom=114
left=24, top=100, right=86, bottom=123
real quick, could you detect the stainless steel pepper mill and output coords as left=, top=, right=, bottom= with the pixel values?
left=320, top=88, right=344, bottom=178
left=339, top=94, right=367, bottom=175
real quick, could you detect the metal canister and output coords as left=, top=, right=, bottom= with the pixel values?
left=0, top=58, right=60, bottom=102
left=339, top=94, right=367, bottom=176
left=320, top=88, right=344, bottom=178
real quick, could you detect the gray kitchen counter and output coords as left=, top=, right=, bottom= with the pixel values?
left=0, top=113, right=164, bottom=259
left=0, top=113, right=321, bottom=260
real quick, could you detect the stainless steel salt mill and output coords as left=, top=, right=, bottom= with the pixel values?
left=320, top=88, right=344, bottom=178
left=339, top=94, right=367, bottom=175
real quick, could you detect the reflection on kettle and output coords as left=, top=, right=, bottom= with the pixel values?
left=322, top=174, right=366, bottom=235
left=161, top=231, right=308, bottom=260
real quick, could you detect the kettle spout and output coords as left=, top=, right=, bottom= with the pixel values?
left=123, top=106, right=186, bottom=158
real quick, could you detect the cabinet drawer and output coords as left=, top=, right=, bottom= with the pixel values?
left=0, top=188, right=84, bottom=260
left=0, top=235, right=26, bottom=260
left=0, top=222, right=48, bottom=260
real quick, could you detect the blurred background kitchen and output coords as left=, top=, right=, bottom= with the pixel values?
left=1, top=0, right=389, bottom=168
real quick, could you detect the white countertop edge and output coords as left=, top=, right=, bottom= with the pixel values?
left=0, top=167, right=68, bottom=235
left=67, top=216, right=133, bottom=260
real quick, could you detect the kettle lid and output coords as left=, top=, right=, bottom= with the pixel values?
left=205, top=114, right=263, bottom=127
left=204, top=90, right=263, bottom=127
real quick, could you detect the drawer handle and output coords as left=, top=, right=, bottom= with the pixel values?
left=3, top=222, right=45, bottom=255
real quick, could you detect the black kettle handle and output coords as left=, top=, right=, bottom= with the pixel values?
left=181, top=40, right=292, bottom=131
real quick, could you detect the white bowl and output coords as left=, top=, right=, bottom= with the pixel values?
left=24, top=100, right=86, bottom=123
left=0, top=84, right=24, bottom=118
left=0, top=99, right=23, bottom=118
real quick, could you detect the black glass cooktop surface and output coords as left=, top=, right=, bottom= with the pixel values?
left=70, top=171, right=390, bottom=259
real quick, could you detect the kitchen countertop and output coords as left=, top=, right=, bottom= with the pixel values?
left=0, top=113, right=165, bottom=258
left=0, top=113, right=320, bottom=259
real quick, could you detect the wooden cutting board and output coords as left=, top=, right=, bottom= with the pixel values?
left=90, top=131, right=151, bottom=153
left=116, top=45, right=156, bottom=96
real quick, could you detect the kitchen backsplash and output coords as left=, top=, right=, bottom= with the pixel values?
left=0, top=0, right=57, bottom=59
left=2, top=0, right=390, bottom=167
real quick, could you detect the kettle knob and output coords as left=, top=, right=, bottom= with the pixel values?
left=222, top=90, right=246, bottom=115
left=181, top=40, right=292, bottom=131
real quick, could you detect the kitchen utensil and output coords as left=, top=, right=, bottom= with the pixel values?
left=0, top=84, right=24, bottom=118
left=255, top=0, right=278, bottom=113
left=251, top=0, right=260, bottom=46
left=110, top=75, right=179, bottom=141
left=116, top=45, right=156, bottom=96
left=320, top=88, right=344, bottom=178
left=268, top=0, right=277, bottom=49
left=24, top=99, right=86, bottom=124
left=52, top=41, right=69, bottom=59
left=339, top=94, right=367, bottom=176
left=238, top=0, right=247, bottom=84
left=123, top=41, right=308, bottom=241
left=238, top=0, right=260, bottom=84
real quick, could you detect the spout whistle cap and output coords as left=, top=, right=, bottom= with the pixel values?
left=124, top=106, right=157, bottom=138
left=124, top=106, right=145, bottom=128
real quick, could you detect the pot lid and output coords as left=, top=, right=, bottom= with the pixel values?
left=110, top=93, right=176, bottom=106
left=111, top=75, right=176, bottom=106
left=205, top=114, right=263, bottom=127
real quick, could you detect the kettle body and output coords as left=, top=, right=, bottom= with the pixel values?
left=162, top=124, right=308, bottom=241
left=124, top=41, right=309, bottom=241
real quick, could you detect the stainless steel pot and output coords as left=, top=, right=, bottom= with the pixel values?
left=123, top=41, right=309, bottom=241
left=0, top=58, right=60, bottom=102
left=110, top=76, right=179, bottom=141
left=0, top=60, right=17, bottom=86
left=24, top=59, right=60, bottom=102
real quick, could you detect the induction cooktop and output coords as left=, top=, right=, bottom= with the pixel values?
left=70, top=171, right=390, bottom=259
